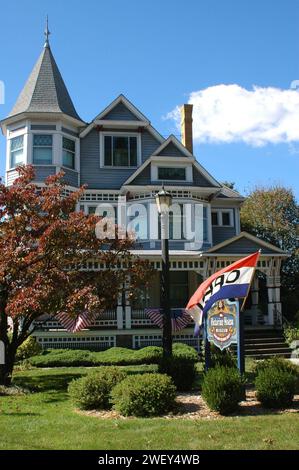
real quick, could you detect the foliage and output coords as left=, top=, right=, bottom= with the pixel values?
left=0, top=166, right=153, bottom=385
left=240, top=185, right=299, bottom=319
left=284, top=326, right=299, bottom=344
left=68, top=367, right=126, bottom=410
left=111, top=373, right=176, bottom=417
left=15, top=336, right=42, bottom=361
left=202, top=366, right=245, bottom=415
left=255, top=367, right=296, bottom=409
left=209, top=344, right=236, bottom=368
left=28, top=346, right=163, bottom=367
left=254, top=357, right=299, bottom=393
left=158, top=343, right=198, bottom=391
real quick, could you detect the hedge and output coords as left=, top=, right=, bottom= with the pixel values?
left=28, top=343, right=197, bottom=368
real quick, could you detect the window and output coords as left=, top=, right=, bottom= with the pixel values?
left=212, top=210, right=233, bottom=227
left=168, top=271, right=189, bottom=308
left=62, top=137, right=75, bottom=169
left=158, top=167, right=186, bottom=181
left=222, top=211, right=231, bottom=226
left=212, top=212, right=219, bottom=226
left=104, top=135, right=137, bottom=167
left=10, top=136, right=24, bottom=168
left=33, top=134, right=52, bottom=164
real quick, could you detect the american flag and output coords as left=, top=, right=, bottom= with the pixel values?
left=56, top=311, right=98, bottom=333
left=145, top=308, right=191, bottom=332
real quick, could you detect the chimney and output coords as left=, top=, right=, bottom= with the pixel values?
left=181, top=104, right=193, bottom=154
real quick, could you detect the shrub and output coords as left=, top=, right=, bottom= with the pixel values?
left=255, top=366, right=296, bottom=409
left=111, top=373, right=176, bottom=417
left=254, top=357, right=299, bottom=393
left=15, top=336, right=42, bottom=361
left=68, top=367, right=127, bottom=410
left=29, top=346, right=163, bottom=368
left=284, top=326, right=299, bottom=345
left=158, top=343, right=198, bottom=391
left=202, top=366, right=245, bottom=415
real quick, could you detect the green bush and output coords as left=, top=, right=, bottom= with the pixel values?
left=254, top=357, right=299, bottom=393
left=68, top=367, right=126, bottom=410
left=15, top=336, right=42, bottom=361
left=284, top=326, right=299, bottom=345
left=210, top=345, right=236, bottom=369
left=158, top=343, right=198, bottom=391
left=202, top=366, right=245, bottom=415
left=29, top=346, right=163, bottom=368
left=255, top=365, right=296, bottom=409
left=111, top=373, right=176, bottom=417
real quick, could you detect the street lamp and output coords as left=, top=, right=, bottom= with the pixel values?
left=155, top=186, right=172, bottom=357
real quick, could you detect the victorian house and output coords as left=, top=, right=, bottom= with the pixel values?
left=1, top=32, right=289, bottom=353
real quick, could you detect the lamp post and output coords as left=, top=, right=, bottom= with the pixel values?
left=155, top=186, right=173, bottom=357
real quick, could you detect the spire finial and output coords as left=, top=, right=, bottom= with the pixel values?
left=44, top=15, right=50, bottom=47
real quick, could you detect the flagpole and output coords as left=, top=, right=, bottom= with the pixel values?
left=240, top=250, right=261, bottom=311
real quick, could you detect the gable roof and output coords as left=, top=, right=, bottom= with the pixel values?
left=6, top=43, right=83, bottom=123
left=207, top=232, right=288, bottom=256
left=79, top=94, right=164, bottom=142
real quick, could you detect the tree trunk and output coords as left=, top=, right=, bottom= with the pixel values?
left=0, top=284, right=12, bottom=386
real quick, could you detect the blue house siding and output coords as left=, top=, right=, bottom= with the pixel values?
left=212, top=226, right=237, bottom=245
left=62, top=168, right=79, bottom=187
left=214, top=237, right=279, bottom=255
left=141, top=130, right=161, bottom=162
left=33, top=166, right=56, bottom=181
left=159, top=142, right=186, bottom=157
left=80, top=129, right=161, bottom=189
left=104, top=102, right=139, bottom=121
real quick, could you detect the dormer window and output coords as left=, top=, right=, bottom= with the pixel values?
left=102, top=133, right=139, bottom=167
left=212, top=209, right=234, bottom=227
left=10, top=135, right=24, bottom=168
left=33, top=134, right=53, bottom=165
left=158, top=167, right=186, bottom=181
left=62, top=137, right=75, bottom=169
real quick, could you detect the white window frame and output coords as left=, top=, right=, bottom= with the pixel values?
left=100, top=131, right=141, bottom=168
left=211, top=209, right=234, bottom=227
left=32, top=133, right=53, bottom=166
left=62, top=135, right=77, bottom=171
left=9, top=135, right=25, bottom=169
left=151, top=162, right=193, bottom=183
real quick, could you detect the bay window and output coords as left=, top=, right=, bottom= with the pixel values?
left=62, top=137, right=75, bottom=169
left=33, top=134, right=52, bottom=165
left=10, top=135, right=24, bottom=168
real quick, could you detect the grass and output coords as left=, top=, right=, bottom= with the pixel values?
left=0, top=363, right=298, bottom=450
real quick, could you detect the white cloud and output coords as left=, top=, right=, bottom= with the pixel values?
left=167, top=84, right=299, bottom=147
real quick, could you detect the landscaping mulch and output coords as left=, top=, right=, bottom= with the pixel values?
left=77, top=390, right=299, bottom=420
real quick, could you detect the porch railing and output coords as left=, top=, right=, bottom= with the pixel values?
left=33, top=309, right=118, bottom=330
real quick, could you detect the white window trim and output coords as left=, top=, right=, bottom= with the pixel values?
left=151, top=162, right=193, bottom=183
left=61, top=133, right=79, bottom=171
left=99, top=131, right=141, bottom=168
left=211, top=209, right=234, bottom=227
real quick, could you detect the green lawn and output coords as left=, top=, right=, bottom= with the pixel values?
left=0, top=365, right=298, bottom=450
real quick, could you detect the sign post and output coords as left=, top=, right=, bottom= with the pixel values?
left=205, top=299, right=245, bottom=375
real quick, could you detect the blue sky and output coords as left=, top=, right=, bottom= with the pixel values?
left=0, top=0, right=299, bottom=198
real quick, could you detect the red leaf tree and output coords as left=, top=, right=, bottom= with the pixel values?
left=0, top=166, right=153, bottom=385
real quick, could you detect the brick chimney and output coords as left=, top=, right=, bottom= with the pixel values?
left=181, top=104, right=193, bottom=154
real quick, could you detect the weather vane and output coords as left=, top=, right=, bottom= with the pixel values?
left=44, top=15, right=50, bottom=47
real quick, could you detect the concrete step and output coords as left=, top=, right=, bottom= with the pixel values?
left=245, top=337, right=286, bottom=344
left=246, top=352, right=292, bottom=359
left=245, top=342, right=290, bottom=350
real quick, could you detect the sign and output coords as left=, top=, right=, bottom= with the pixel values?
left=207, top=299, right=239, bottom=351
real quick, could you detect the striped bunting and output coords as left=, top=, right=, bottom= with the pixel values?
left=145, top=308, right=191, bottom=332
left=56, top=311, right=98, bottom=333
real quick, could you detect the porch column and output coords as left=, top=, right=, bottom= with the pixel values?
left=266, top=274, right=282, bottom=326
left=125, top=277, right=132, bottom=329
left=250, top=275, right=259, bottom=326
left=116, top=292, right=123, bottom=329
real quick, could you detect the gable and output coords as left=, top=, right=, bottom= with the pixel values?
left=208, top=233, right=287, bottom=255
left=104, top=102, right=140, bottom=121
left=128, top=164, right=151, bottom=185
left=159, top=142, right=187, bottom=158
left=193, top=166, right=216, bottom=187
